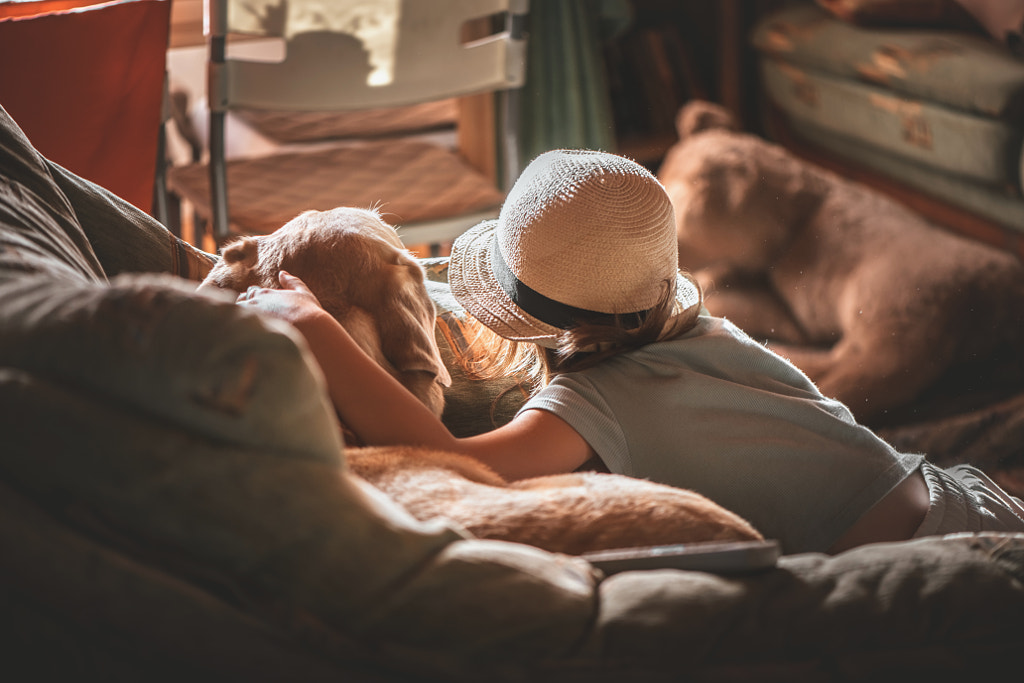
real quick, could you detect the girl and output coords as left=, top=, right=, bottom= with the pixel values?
left=239, top=149, right=1024, bottom=555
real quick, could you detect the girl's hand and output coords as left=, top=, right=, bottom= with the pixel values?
left=236, top=271, right=330, bottom=332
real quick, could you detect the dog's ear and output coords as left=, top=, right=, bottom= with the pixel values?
left=376, top=259, right=452, bottom=389
left=676, top=100, right=738, bottom=138
left=199, top=236, right=260, bottom=292
left=221, top=237, right=259, bottom=267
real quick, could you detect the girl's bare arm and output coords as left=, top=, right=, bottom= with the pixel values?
left=239, top=271, right=594, bottom=480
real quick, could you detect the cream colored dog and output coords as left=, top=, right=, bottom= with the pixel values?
left=659, top=101, right=1024, bottom=424
left=200, top=207, right=762, bottom=555
left=200, top=207, right=452, bottom=418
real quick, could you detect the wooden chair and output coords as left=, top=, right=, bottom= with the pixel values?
left=167, top=0, right=528, bottom=251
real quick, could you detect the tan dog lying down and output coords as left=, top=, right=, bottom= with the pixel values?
left=659, top=101, right=1024, bottom=424
left=199, top=207, right=762, bottom=554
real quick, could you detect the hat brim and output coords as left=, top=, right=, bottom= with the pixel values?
left=449, top=219, right=563, bottom=346
left=449, top=219, right=702, bottom=347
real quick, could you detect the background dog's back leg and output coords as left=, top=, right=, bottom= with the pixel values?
left=775, top=334, right=954, bottom=425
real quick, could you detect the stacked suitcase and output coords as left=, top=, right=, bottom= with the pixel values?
left=752, top=3, right=1024, bottom=234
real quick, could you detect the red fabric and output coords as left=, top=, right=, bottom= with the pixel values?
left=0, top=0, right=171, bottom=213
left=0, top=1, right=110, bottom=20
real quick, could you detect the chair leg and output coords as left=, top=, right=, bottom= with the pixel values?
left=208, top=108, right=230, bottom=247
left=499, top=3, right=528, bottom=192
left=152, top=120, right=172, bottom=232
left=166, top=88, right=209, bottom=248
left=208, top=30, right=230, bottom=248
left=498, top=87, right=522, bottom=194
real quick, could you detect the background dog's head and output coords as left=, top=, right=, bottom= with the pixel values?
left=658, top=100, right=828, bottom=274
left=200, top=207, right=451, bottom=417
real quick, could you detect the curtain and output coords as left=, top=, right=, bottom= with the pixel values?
left=517, top=0, right=631, bottom=164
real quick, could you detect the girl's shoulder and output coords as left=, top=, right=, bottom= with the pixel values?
left=664, top=314, right=773, bottom=356
left=615, top=315, right=819, bottom=390
left=682, top=314, right=754, bottom=340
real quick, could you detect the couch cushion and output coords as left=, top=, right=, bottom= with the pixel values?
left=0, top=273, right=343, bottom=461
left=0, top=474, right=348, bottom=683
left=47, top=158, right=215, bottom=281
left=575, top=533, right=1024, bottom=680
left=0, top=104, right=104, bottom=285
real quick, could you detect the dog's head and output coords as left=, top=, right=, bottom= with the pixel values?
left=658, top=101, right=828, bottom=273
left=199, top=207, right=452, bottom=417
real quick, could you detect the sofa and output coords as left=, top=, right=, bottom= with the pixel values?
left=3, top=101, right=1024, bottom=680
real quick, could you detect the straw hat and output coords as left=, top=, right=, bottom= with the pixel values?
left=449, top=149, right=699, bottom=347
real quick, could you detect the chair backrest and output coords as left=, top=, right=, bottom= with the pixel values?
left=0, top=0, right=172, bottom=215
left=207, top=0, right=527, bottom=112
left=200, top=0, right=528, bottom=243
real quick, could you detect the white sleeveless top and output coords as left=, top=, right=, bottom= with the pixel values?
left=520, top=315, right=923, bottom=553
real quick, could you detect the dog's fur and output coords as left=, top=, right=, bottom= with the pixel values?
left=659, top=101, right=1024, bottom=424
left=351, top=444, right=761, bottom=556
left=200, top=207, right=762, bottom=554
left=200, top=208, right=452, bottom=417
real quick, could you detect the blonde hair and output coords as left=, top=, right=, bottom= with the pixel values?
left=444, top=272, right=704, bottom=391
